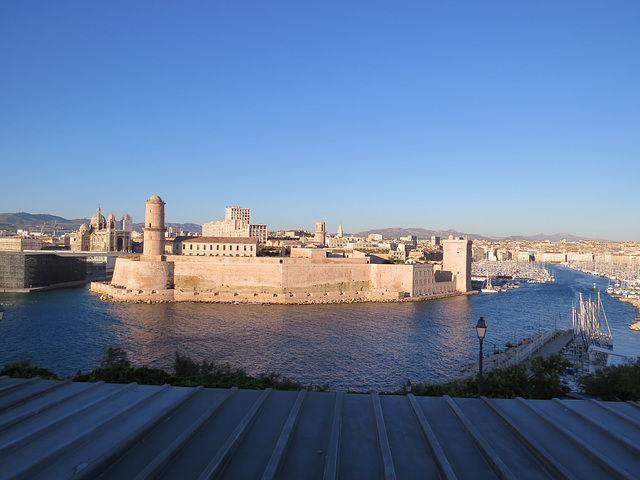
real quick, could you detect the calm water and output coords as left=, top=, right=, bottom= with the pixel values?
left=1, top=267, right=638, bottom=391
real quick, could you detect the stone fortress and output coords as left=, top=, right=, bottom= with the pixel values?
left=91, top=196, right=473, bottom=304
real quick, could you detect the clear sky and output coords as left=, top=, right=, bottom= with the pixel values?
left=1, top=2, right=638, bottom=240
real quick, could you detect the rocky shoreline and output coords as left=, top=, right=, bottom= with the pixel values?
left=97, top=290, right=475, bottom=305
left=620, top=296, right=640, bottom=316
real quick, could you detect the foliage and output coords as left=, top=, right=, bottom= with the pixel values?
left=172, top=352, right=309, bottom=390
left=579, top=359, right=640, bottom=401
left=0, top=360, right=59, bottom=380
left=70, top=349, right=318, bottom=391
left=483, top=364, right=531, bottom=398
left=530, top=354, right=571, bottom=399
left=74, top=364, right=171, bottom=385
left=100, top=346, right=131, bottom=368
left=408, top=377, right=476, bottom=397
left=400, top=354, right=571, bottom=399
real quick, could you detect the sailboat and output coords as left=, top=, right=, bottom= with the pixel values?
left=572, top=292, right=613, bottom=371
left=481, top=275, right=499, bottom=293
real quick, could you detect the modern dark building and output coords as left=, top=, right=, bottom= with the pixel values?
left=0, top=252, right=118, bottom=291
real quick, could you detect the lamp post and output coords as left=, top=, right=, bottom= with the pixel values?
left=476, top=317, right=487, bottom=397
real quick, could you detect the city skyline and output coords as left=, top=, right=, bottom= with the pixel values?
left=2, top=2, right=639, bottom=241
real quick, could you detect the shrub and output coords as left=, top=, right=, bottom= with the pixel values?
left=579, top=359, right=640, bottom=401
left=400, top=353, right=571, bottom=399
left=0, top=360, right=59, bottom=380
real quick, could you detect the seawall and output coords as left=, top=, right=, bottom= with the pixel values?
left=91, top=281, right=474, bottom=305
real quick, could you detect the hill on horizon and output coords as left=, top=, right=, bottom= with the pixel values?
left=0, top=212, right=591, bottom=241
left=353, top=227, right=587, bottom=242
left=0, top=212, right=201, bottom=234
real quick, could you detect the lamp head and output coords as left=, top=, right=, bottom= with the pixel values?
left=476, top=317, right=487, bottom=339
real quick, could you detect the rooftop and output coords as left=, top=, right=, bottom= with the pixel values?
left=1, top=377, right=639, bottom=479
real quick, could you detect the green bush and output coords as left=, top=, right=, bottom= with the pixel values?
left=74, top=364, right=171, bottom=385
left=401, top=354, right=571, bottom=399
left=0, top=360, right=59, bottom=380
left=579, top=359, right=640, bottom=401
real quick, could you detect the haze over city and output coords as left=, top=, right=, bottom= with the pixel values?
left=2, top=2, right=638, bottom=240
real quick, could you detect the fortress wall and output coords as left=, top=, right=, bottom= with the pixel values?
left=281, top=262, right=372, bottom=293
left=110, top=257, right=133, bottom=287
left=172, top=256, right=284, bottom=293
left=370, top=264, right=415, bottom=294
left=126, top=261, right=175, bottom=291
left=171, top=256, right=373, bottom=294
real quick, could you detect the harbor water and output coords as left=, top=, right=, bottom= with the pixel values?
left=0, top=267, right=638, bottom=391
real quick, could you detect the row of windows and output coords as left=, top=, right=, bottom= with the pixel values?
left=183, top=244, right=254, bottom=251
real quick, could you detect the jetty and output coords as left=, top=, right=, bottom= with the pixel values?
left=459, top=328, right=574, bottom=378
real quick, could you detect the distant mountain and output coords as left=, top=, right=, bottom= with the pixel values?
left=132, top=222, right=202, bottom=233
left=0, top=212, right=586, bottom=241
left=353, top=227, right=586, bottom=242
left=501, top=232, right=585, bottom=242
left=353, top=227, right=488, bottom=241
left=0, top=212, right=83, bottom=229
left=0, top=212, right=203, bottom=234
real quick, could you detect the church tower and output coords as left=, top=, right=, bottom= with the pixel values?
left=143, top=195, right=166, bottom=259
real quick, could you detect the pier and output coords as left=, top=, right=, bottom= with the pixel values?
left=459, top=328, right=574, bottom=378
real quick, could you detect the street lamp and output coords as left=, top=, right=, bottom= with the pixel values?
left=476, top=317, right=487, bottom=396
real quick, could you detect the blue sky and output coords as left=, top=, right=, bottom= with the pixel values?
left=1, top=2, right=638, bottom=240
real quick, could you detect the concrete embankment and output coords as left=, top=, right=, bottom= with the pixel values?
left=1, top=278, right=111, bottom=293
left=459, top=329, right=574, bottom=378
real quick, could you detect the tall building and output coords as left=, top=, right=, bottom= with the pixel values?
left=202, top=206, right=267, bottom=243
left=122, top=214, right=133, bottom=232
left=225, top=206, right=251, bottom=223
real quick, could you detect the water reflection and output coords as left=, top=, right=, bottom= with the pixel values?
left=0, top=267, right=639, bottom=391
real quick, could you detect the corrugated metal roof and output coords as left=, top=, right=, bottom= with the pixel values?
left=1, top=376, right=639, bottom=480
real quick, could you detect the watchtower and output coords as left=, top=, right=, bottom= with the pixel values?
left=442, top=236, right=472, bottom=292
left=143, top=195, right=166, bottom=259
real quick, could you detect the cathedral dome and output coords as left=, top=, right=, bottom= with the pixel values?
left=90, top=207, right=106, bottom=231
left=78, top=223, right=89, bottom=234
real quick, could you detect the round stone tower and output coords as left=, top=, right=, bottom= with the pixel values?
left=143, top=195, right=166, bottom=258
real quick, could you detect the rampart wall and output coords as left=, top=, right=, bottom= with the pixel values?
left=95, top=255, right=461, bottom=304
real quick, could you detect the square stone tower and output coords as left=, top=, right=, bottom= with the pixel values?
left=442, top=236, right=472, bottom=292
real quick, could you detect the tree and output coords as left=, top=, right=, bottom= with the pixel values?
left=579, top=359, right=640, bottom=401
